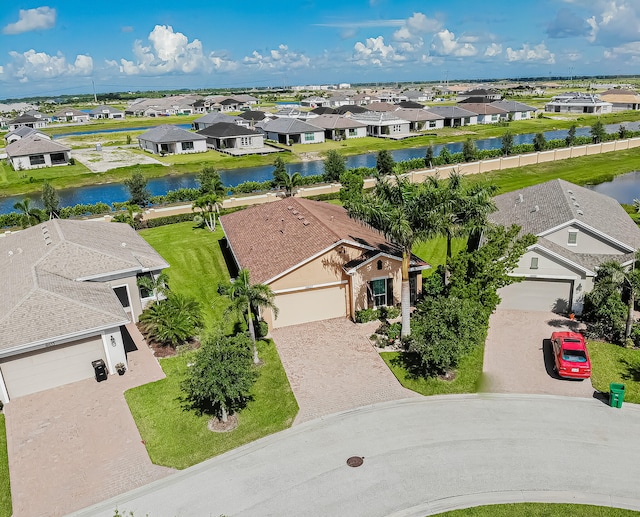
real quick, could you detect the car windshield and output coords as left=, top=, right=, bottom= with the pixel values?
left=562, top=349, right=587, bottom=363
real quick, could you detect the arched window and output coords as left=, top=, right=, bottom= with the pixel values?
left=377, top=259, right=383, bottom=270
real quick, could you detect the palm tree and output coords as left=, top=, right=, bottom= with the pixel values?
left=13, top=198, right=42, bottom=228
left=136, top=272, right=170, bottom=302
left=345, top=174, right=438, bottom=337
left=223, top=268, right=279, bottom=364
left=273, top=170, right=303, bottom=197
left=192, top=194, right=222, bottom=231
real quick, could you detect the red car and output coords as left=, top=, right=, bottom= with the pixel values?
left=550, top=331, right=591, bottom=379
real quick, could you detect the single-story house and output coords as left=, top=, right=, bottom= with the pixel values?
left=365, top=101, right=397, bottom=112
left=219, top=198, right=429, bottom=329
left=599, top=89, right=640, bottom=112
left=25, top=110, right=53, bottom=122
left=334, top=104, right=369, bottom=115
left=310, top=106, right=337, bottom=115
left=4, top=126, right=50, bottom=144
left=52, top=108, right=90, bottom=123
left=256, top=118, right=325, bottom=145
left=237, top=110, right=275, bottom=127
left=545, top=94, right=612, bottom=115
left=350, top=111, right=411, bottom=138
left=394, top=108, right=445, bottom=131
left=403, top=90, right=433, bottom=102
left=308, top=114, right=367, bottom=140
left=456, top=88, right=502, bottom=103
left=422, top=106, right=478, bottom=127
left=192, top=112, right=246, bottom=131
left=351, top=93, right=380, bottom=105
left=457, top=103, right=508, bottom=124
left=490, top=179, right=640, bottom=315
left=137, top=124, right=207, bottom=155
left=0, top=219, right=169, bottom=403
left=395, top=101, right=425, bottom=109
left=6, top=134, right=71, bottom=170
left=376, top=90, right=408, bottom=104
left=89, top=105, right=125, bottom=119
left=7, top=114, right=47, bottom=131
left=489, top=100, right=536, bottom=120
left=327, top=94, right=353, bottom=107
left=196, top=122, right=265, bottom=152
left=300, top=96, right=330, bottom=108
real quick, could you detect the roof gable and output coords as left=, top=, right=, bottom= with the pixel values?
left=138, top=124, right=206, bottom=143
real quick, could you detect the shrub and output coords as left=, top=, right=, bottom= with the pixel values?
left=58, top=202, right=112, bottom=218
left=379, top=305, right=401, bottom=319
left=145, top=213, right=199, bottom=228
left=355, top=308, right=379, bottom=323
left=256, top=319, right=269, bottom=339
left=387, top=322, right=402, bottom=341
left=138, top=293, right=202, bottom=348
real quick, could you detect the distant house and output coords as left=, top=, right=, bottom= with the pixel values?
left=52, top=108, right=90, bottom=123
left=376, top=90, right=408, bottom=104
left=25, top=110, right=53, bottom=122
left=599, top=89, right=640, bottom=112
left=351, top=93, right=380, bottom=105
left=192, top=112, right=246, bottom=131
left=426, top=106, right=478, bottom=127
left=327, top=93, right=353, bottom=107
left=308, top=114, right=367, bottom=140
left=300, top=96, right=330, bottom=108
left=8, top=114, right=47, bottom=131
left=365, top=101, right=397, bottom=113
left=125, top=95, right=200, bottom=116
left=137, top=125, right=207, bottom=155
left=256, top=118, right=325, bottom=145
left=490, top=100, right=536, bottom=120
left=6, top=133, right=71, bottom=170
left=237, top=110, right=275, bottom=127
left=350, top=111, right=411, bottom=138
left=89, top=105, right=125, bottom=119
left=456, top=88, right=502, bottom=103
left=395, top=101, right=424, bottom=109
left=457, top=103, right=508, bottom=124
left=196, top=122, right=266, bottom=154
left=394, top=108, right=445, bottom=131
left=334, top=104, right=368, bottom=115
left=403, top=90, right=433, bottom=102
left=544, top=94, right=612, bottom=115
left=4, top=126, right=50, bottom=144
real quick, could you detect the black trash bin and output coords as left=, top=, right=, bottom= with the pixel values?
left=92, top=359, right=108, bottom=382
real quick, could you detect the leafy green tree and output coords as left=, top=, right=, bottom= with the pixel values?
left=439, top=146, right=452, bottom=164
left=41, top=181, right=60, bottom=219
left=345, top=174, right=438, bottom=337
left=339, top=170, right=364, bottom=203
left=221, top=269, right=279, bottom=364
left=197, top=166, right=226, bottom=197
left=136, top=272, right=170, bottom=302
left=192, top=194, right=222, bottom=231
left=13, top=198, right=42, bottom=228
left=112, top=203, right=142, bottom=228
left=376, top=149, right=395, bottom=176
left=565, top=124, right=577, bottom=146
left=501, top=131, right=514, bottom=155
left=182, top=333, right=258, bottom=422
left=425, top=145, right=434, bottom=167
left=273, top=169, right=303, bottom=197
left=323, top=150, right=346, bottom=182
left=124, top=171, right=151, bottom=207
left=618, top=124, right=629, bottom=140
left=138, top=294, right=202, bottom=348
left=272, top=156, right=286, bottom=179
left=462, top=138, right=477, bottom=162
left=591, top=120, right=606, bottom=144
left=533, top=132, right=547, bottom=152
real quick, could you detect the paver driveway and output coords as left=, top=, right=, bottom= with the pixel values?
left=4, top=324, right=173, bottom=517
left=271, top=318, right=419, bottom=424
left=483, top=309, right=594, bottom=397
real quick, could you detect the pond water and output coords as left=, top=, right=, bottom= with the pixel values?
left=586, top=171, right=640, bottom=204
left=0, top=121, right=636, bottom=214
left=52, top=123, right=192, bottom=138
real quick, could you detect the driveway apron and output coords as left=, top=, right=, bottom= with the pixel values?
left=483, top=310, right=594, bottom=397
left=4, top=324, right=173, bottom=517
left=271, top=318, right=419, bottom=425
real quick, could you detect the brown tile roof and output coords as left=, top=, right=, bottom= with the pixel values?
left=220, top=198, right=413, bottom=283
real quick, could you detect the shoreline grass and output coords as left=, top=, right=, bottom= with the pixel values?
left=437, top=503, right=640, bottom=516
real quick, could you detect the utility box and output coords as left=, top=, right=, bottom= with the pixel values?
left=92, top=359, right=108, bottom=382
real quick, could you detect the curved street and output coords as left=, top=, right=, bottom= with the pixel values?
left=70, top=394, right=640, bottom=517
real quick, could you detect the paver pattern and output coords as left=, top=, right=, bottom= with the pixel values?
left=483, top=309, right=594, bottom=397
left=4, top=324, right=173, bottom=517
left=271, top=318, right=419, bottom=424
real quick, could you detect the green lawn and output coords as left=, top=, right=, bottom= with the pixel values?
left=381, top=345, right=484, bottom=396
left=125, top=339, right=298, bottom=469
left=0, top=414, right=11, bottom=517
left=437, top=503, right=639, bottom=516
left=588, top=341, right=640, bottom=404
left=412, top=236, right=466, bottom=276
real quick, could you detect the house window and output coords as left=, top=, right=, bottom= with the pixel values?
left=137, top=273, right=154, bottom=299
left=29, top=154, right=45, bottom=166
left=113, top=286, right=131, bottom=308
left=50, top=152, right=66, bottom=164
left=429, top=121, right=436, bottom=128
left=240, top=137, right=251, bottom=146
left=568, top=231, right=578, bottom=245
left=304, top=132, right=314, bottom=141
left=181, top=141, right=194, bottom=151
left=371, top=278, right=388, bottom=308
left=377, top=260, right=383, bottom=270
left=530, top=257, right=539, bottom=269
left=348, top=129, right=356, bottom=136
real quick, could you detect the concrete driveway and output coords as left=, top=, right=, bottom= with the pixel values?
left=483, top=310, right=594, bottom=397
left=4, top=324, right=173, bottom=517
left=271, top=318, right=419, bottom=424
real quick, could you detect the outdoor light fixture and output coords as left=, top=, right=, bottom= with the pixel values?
left=111, top=336, right=116, bottom=347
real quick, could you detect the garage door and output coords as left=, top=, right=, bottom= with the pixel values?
left=274, top=285, right=347, bottom=328
left=498, top=278, right=573, bottom=313
left=0, top=336, right=106, bottom=400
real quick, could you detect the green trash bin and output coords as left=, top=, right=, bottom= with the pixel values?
left=610, top=383, right=626, bottom=408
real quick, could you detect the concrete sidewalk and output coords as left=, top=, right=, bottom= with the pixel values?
left=70, top=395, right=640, bottom=517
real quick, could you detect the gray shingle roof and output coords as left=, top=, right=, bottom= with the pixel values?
left=309, top=114, right=366, bottom=130
left=427, top=106, right=477, bottom=118
left=196, top=122, right=260, bottom=138
left=0, top=220, right=168, bottom=352
left=89, top=105, right=124, bottom=115
left=138, top=124, right=206, bottom=143
left=194, top=112, right=242, bottom=125
left=490, top=100, right=536, bottom=112
left=6, top=134, right=70, bottom=158
left=259, top=118, right=322, bottom=134
left=393, top=108, right=444, bottom=122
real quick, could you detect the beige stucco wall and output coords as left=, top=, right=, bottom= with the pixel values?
left=351, top=256, right=402, bottom=311
left=104, top=275, right=144, bottom=322
left=544, top=225, right=626, bottom=255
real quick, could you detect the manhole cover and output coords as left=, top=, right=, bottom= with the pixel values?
left=346, top=456, right=364, bottom=467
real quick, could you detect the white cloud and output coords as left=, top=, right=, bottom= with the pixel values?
left=484, top=43, right=502, bottom=57
left=4, top=49, right=92, bottom=82
left=117, top=25, right=236, bottom=76
left=352, top=36, right=405, bottom=66
left=243, top=44, right=309, bottom=70
left=431, top=30, right=478, bottom=56
left=505, top=43, right=555, bottom=64
left=393, top=12, right=441, bottom=41
left=584, top=0, right=640, bottom=45
left=3, top=6, right=56, bottom=35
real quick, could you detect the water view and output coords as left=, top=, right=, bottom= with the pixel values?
left=586, top=171, right=640, bottom=204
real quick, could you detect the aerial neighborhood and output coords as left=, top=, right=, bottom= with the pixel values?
left=4, top=2, right=640, bottom=514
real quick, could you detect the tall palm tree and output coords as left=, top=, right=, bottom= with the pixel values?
left=13, top=198, right=42, bottom=228
left=192, top=193, right=222, bottom=231
left=345, top=174, right=438, bottom=337
left=223, top=268, right=279, bottom=364
left=273, top=169, right=303, bottom=197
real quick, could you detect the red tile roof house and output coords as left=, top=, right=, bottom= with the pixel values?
left=0, top=220, right=168, bottom=403
left=220, top=198, right=429, bottom=329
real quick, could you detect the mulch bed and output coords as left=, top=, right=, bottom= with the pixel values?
left=208, top=415, right=238, bottom=433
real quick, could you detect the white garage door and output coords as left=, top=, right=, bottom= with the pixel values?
left=0, top=336, right=106, bottom=400
left=274, top=285, right=347, bottom=328
left=498, top=278, right=573, bottom=313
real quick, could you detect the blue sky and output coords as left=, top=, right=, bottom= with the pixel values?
left=1, top=0, right=639, bottom=98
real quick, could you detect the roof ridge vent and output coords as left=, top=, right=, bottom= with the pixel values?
left=303, top=220, right=310, bottom=226
left=518, top=193, right=524, bottom=203
left=567, top=189, right=574, bottom=194
left=577, top=209, right=584, bottom=215
left=533, top=205, right=539, bottom=212
left=574, top=202, right=580, bottom=207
